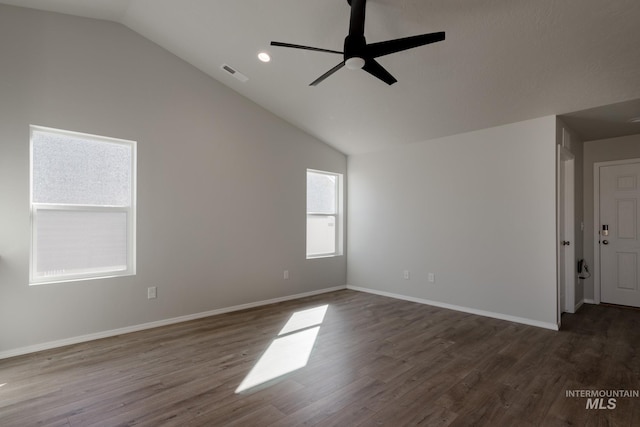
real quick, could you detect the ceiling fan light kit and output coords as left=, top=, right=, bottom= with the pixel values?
left=271, top=0, right=445, bottom=86
left=345, top=57, right=365, bottom=70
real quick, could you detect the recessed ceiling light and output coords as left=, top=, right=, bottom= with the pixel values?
left=258, top=52, right=271, bottom=63
left=629, top=117, right=640, bottom=123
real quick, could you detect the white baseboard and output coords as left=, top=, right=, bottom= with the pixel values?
left=583, top=299, right=596, bottom=304
left=346, top=285, right=559, bottom=331
left=0, top=285, right=346, bottom=360
left=574, top=300, right=585, bottom=311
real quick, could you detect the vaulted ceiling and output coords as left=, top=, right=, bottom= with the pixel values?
left=3, top=0, right=640, bottom=154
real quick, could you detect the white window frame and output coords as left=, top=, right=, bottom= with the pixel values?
left=306, top=169, right=343, bottom=259
left=29, top=125, right=137, bottom=285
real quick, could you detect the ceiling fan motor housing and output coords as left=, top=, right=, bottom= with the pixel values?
left=344, top=35, right=366, bottom=69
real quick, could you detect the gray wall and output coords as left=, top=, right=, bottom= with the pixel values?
left=347, top=116, right=558, bottom=327
left=0, top=5, right=346, bottom=354
left=582, top=134, right=640, bottom=300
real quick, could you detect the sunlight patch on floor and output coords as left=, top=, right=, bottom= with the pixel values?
left=278, top=305, right=328, bottom=335
left=235, top=305, right=328, bottom=393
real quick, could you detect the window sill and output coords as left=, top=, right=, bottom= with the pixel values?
left=29, top=271, right=135, bottom=286
left=306, top=254, right=343, bottom=260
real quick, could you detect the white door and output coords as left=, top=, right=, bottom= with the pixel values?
left=600, top=161, right=640, bottom=307
left=558, top=147, right=575, bottom=316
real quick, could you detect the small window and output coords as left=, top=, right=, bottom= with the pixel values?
left=307, top=169, right=342, bottom=258
left=30, top=126, right=136, bottom=284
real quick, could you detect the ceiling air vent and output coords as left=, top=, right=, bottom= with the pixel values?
left=220, top=64, right=248, bottom=82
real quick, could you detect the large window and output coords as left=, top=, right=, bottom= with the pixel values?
left=30, top=126, right=136, bottom=284
left=307, top=169, right=342, bottom=258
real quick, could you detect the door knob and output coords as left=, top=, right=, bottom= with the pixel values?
left=562, top=241, right=570, bottom=246
left=602, top=240, right=609, bottom=245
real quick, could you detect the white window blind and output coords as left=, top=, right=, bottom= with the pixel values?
left=30, top=126, right=136, bottom=284
left=307, top=169, right=342, bottom=258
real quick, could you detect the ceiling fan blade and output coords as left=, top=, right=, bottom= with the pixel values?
left=362, top=58, right=397, bottom=85
left=271, top=41, right=343, bottom=55
left=310, top=62, right=345, bottom=86
left=366, top=31, right=445, bottom=58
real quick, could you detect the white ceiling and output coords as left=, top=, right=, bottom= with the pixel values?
left=3, top=0, right=640, bottom=154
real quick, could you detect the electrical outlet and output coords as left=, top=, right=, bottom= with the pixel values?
left=284, top=270, right=289, bottom=280
left=147, top=286, right=157, bottom=299
left=403, top=270, right=410, bottom=280
left=428, top=273, right=435, bottom=283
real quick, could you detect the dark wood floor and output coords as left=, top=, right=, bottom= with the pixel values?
left=1, top=290, right=639, bottom=426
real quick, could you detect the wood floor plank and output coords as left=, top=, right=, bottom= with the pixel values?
left=364, top=400, right=458, bottom=427
left=1, top=290, right=639, bottom=426
left=267, top=376, right=381, bottom=426
left=222, top=405, right=286, bottom=427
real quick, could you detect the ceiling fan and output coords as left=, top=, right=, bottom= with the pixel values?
left=271, top=0, right=445, bottom=86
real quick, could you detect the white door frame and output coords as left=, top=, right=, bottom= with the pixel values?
left=593, top=157, right=640, bottom=304
left=557, top=146, right=575, bottom=323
